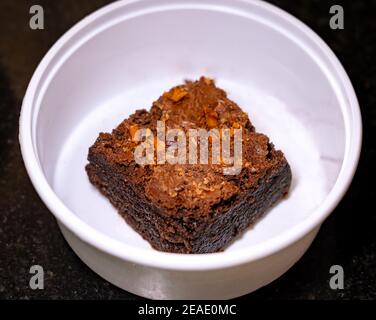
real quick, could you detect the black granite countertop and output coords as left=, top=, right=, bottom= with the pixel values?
left=0, top=0, right=375, bottom=300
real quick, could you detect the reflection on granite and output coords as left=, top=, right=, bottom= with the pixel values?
left=0, top=0, right=375, bottom=299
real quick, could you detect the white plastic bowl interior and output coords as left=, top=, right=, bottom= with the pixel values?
left=19, top=0, right=361, bottom=299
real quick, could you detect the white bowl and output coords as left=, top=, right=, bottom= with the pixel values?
left=19, top=0, right=361, bottom=299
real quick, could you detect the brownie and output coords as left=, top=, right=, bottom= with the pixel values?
left=86, top=77, right=292, bottom=253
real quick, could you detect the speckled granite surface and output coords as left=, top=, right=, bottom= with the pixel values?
left=0, top=0, right=375, bottom=300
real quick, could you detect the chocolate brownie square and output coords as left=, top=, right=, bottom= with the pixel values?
left=86, top=77, right=291, bottom=253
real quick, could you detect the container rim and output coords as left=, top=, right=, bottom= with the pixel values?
left=19, top=0, right=362, bottom=271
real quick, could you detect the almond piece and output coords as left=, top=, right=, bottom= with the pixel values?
left=165, top=87, right=188, bottom=102
left=129, top=124, right=139, bottom=141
